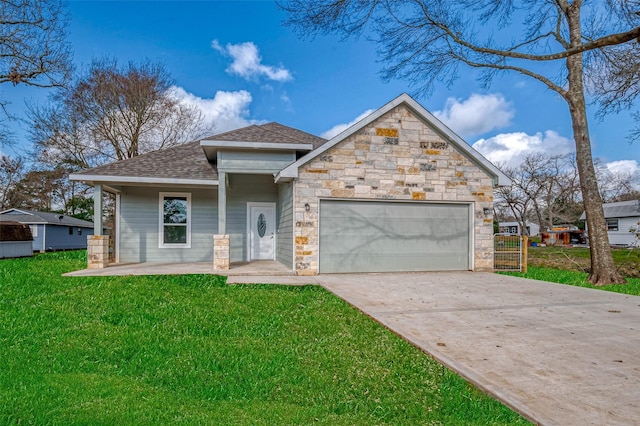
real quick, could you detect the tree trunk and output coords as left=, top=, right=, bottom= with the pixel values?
left=565, top=4, right=625, bottom=285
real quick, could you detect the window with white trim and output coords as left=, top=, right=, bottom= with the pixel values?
left=29, top=225, right=38, bottom=237
left=606, top=219, right=619, bottom=231
left=159, top=192, right=191, bottom=248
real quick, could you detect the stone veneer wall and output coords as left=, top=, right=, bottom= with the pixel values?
left=293, top=105, right=495, bottom=275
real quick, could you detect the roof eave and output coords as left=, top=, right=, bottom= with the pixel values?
left=69, top=173, right=219, bottom=187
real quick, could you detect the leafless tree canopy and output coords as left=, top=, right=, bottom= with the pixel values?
left=495, top=153, right=584, bottom=231
left=29, top=59, right=214, bottom=169
left=281, top=1, right=640, bottom=99
left=0, top=155, right=24, bottom=209
left=0, top=0, right=71, bottom=144
left=0, top=0, right=70, bottom=87
left=280, top=0, right=640, bottom=284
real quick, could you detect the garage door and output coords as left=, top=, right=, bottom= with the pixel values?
left=319, top=200, right=470, bottom=273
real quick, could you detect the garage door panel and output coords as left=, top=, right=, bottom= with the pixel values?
left=320, top=200, right=470, bottom=273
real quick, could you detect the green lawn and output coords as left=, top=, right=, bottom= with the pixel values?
left=506, top=266, right=640, bottom=295
left=514, top=246, right=640, bottom=292
left=0, top=251, right=528, bottom=425
left=527, top=246, right=640, bottom=278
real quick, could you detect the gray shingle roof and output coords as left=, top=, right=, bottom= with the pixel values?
left=603, top=200, right=640, bottom=218
left=74, top=141, right=217, bottom=180
left=73, top=123, right=326, bottom=181
left=0, top=209, right=95, bottom=227
left=204, top=122, right=327, bottom=149
left=580, top=200, right=640, bottom=220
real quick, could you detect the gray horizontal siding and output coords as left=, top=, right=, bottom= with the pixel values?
left=276, top=182, right=293, bottom=268
left=609, top=217, right=639, bottom=246
left=42, top=225, right=94, bottom=250
left=0, top=241, right=33, bottom=258
left=227, top=174, right=278, bottom=262
left=119, top=186, right=217, bottom=263
left=31, top=224, right=44, bottom=251
left=218, top=150, right=295, bottom=174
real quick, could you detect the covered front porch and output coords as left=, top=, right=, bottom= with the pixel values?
left=64, top=259, right=294, bottom=277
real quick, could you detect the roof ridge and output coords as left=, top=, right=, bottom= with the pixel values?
left=260, top=122, right=326, bottom=142
left=255, top=123, right=300, bottom=143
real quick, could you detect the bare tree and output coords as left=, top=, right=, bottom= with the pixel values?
left=495, top=155, right=547, bottom=235
left=29, top=58, right=214, bottom=168
left=0, top=155, right=24, bottom=209
left=0, top=0, right=71, bottom=145
left=280, top=0, right=640, bottom=284
left=595, top=159, right=640, bottom=203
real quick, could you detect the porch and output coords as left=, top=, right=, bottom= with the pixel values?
left=63, top=260, right=294, bottom=277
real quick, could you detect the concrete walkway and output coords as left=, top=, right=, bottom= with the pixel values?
left=64, top=260, right=294, bottom=277
left=231, top=272, right=640, bottom=425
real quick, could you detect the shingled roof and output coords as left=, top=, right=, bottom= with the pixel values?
left=204, top=122, right=327, bottom=149
left=0, top=209, right=95, bottom=228
left=603, top=200, right=640, bottom=218
left=579, top=200, right=640, bottom=220
left=71, top=123, right=326, bottom=183
left=73, top=141, right=217, bottom=181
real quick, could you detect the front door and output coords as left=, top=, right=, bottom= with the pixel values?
left=248, top=203, right=276, bottom=260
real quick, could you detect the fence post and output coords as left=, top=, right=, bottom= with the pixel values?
left=522, top=235, right=528, bottom=274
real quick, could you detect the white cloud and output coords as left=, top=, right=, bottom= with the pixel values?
left=606, top=160, right=640, bottom=176
left=321, top=109, right=374, bottom=139
left=472, top=130, right=574, bottom=169
left=434, top=93, right=514, bottom=138
left=170, top=86, right=257, bottom=133
left=212, top=39, right=292, bottom=82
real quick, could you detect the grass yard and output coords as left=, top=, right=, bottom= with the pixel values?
left=506, top=246, right=640, bottom=295
left=506, top=266, right=640, bottom=295
left=527, top=246, right=640, bottom=278
left=0, top=251, right=528, bottom=425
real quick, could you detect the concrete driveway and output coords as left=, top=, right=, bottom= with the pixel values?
left=232, top=272, right=640, bottom=425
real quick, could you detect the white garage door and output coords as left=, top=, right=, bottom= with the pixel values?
left=319, top=200, right=471, bottom=273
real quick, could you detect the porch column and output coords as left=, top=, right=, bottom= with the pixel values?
left=93, top=184, right=103, bottom=235
left=214, top=172, right=230, bottom=270
left=213, top=234, right=230, bottom=271
left=88, top=184, right=109, bottom=268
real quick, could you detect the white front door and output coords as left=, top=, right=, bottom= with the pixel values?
left=248, top=203, right=276, bottom=260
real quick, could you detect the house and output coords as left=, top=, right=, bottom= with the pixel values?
left=0, top=209, right=97, bottom=252
left=498, top=221, right=540, bottom=236
left=581, top=200, right=640, bottom=247
left=70, top=93, right=510, bottom=274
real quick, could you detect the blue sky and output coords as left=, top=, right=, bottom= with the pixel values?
left=2, top=0, right=639, bottom=177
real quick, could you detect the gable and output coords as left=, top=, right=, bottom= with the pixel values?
left=277, top=93, right=509, bottom=186
left=294, top=104, right=496, bottom=202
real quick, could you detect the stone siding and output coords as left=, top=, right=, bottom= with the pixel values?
left=293, top=105, right=495, bottom=275
left=87, top=235, right=109, bottom=269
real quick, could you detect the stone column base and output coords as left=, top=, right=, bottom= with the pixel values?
left=87, top=235, right=109, bottom=269
left=213, top=234, right=230, bottom=271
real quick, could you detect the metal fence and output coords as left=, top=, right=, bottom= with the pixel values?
left=494, top=234, right=527, bottom=272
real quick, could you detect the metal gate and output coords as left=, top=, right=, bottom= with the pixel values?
left=494, top=234, right=526, bottom=272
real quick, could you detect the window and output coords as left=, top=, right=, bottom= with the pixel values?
left=159, top=192, right=191, bottom=248
left=29, top=225, right=38, bottom=237
left=606, top=219, right=619, bottom=231
left=78, top=228, right=82, bottom=236
left=69, top=227, right=74, bottom=235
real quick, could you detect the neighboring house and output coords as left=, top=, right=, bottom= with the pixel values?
left=580, top=200, right=640, bottom=246
left=70, top=93, right=510, bottom=274
left=0, top=209, right=96, bottom=251
left=498, top=221, right=540, bottom=236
